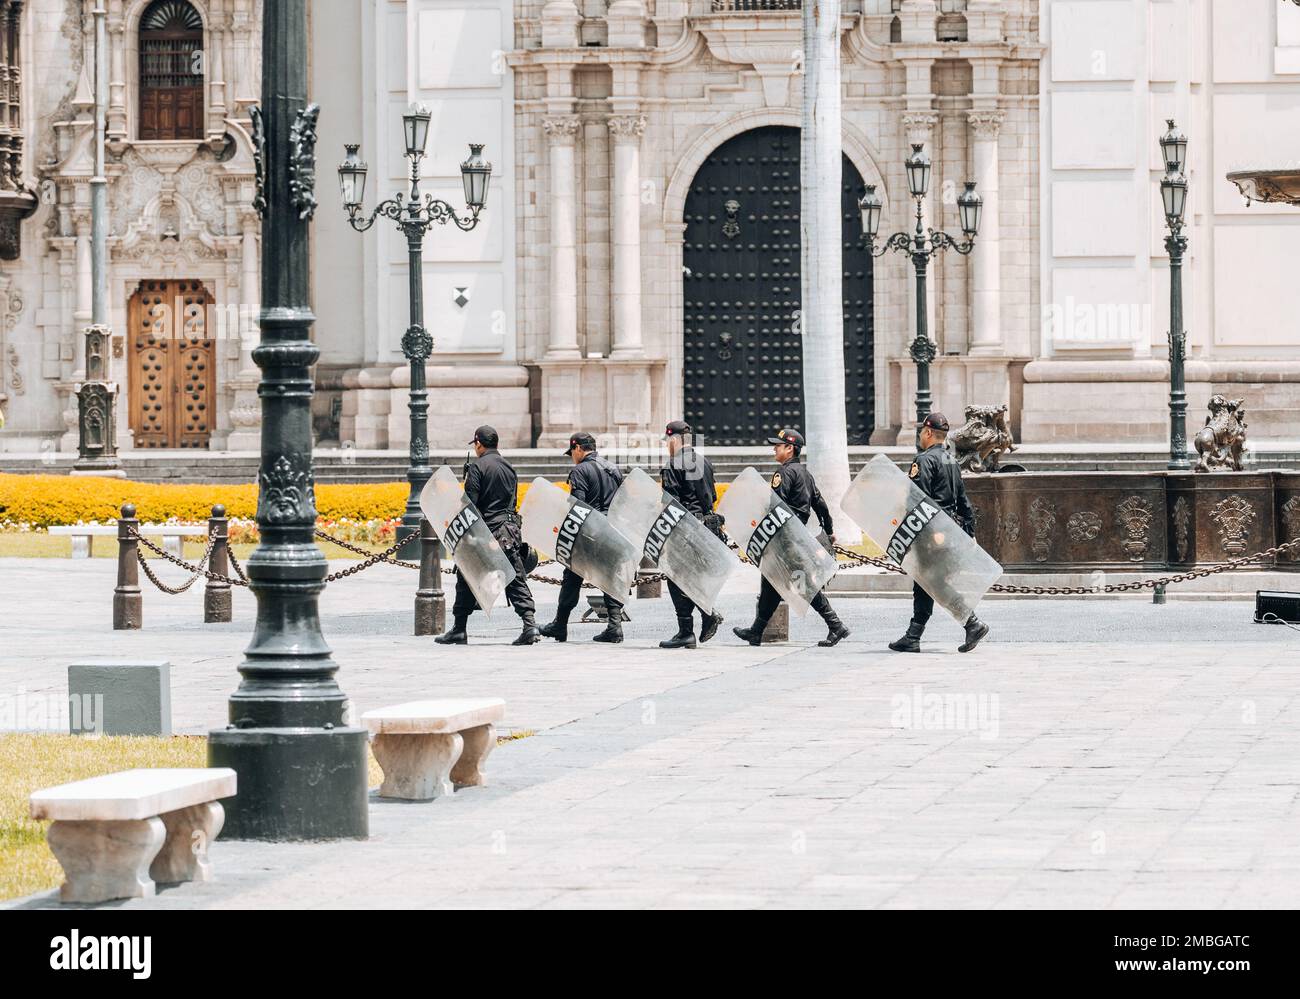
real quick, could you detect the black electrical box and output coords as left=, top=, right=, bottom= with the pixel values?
left=1256, top=591, right=1300, bottom=624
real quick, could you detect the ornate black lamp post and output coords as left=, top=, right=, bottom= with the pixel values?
left=1159, top=120, right=1191, bottom=471
left=337, top=113, right=491, bottom=556
left=207, top=0, right=369, bottom=841
left=859, top=143, right=982, bottom=447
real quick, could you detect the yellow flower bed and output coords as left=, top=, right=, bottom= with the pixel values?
left=0, top=471, right=729, bottom=529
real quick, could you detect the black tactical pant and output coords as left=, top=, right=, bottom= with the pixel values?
left=451, top=543, right=535, bottom=621
left=555, top=568, right=624, bottom=623
left=668, top=580, right=717, bottom=623
left=756, top=577, right=836, bottom=622
left=911, top=582, right=935, bottom=627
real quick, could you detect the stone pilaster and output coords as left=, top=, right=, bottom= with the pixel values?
left=968, top=110, right=1004, bottom=355
left=543, top=115, right=582, bottom=359
left=608, top=114, right=646, bottom=359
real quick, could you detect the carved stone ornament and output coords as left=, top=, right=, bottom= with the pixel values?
left=258, top=453, right=317, bottom=526
left=1116, top=495, right=1153, bottom=562
left=1029, top=497, right=1056, bottom=562
left=1193, top=395, right=1247, bottom=473
left=1281, top=496, right=1300, bottom=557
left=250, top=105, right=267, bottom=217
left=288, top=104, right=321, bottom=222
left=1003, top=510, right=1021, bottom=544
left=1209, top=495, right=1255, bottom=557
left=1067, top=511, right=1103, bottom=544
left=1173, top=496, right=1191, bottom=563
left=949, top=404, right=1017, bottom=472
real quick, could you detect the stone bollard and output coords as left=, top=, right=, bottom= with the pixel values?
left=636, top=557, right=662, bottom=599
left=762, top=604, right=789, bottom=643
left=415, top=518, right=446, bottom=636
left=1153, top=582, right=1167, bottom=606
left=205, top=505, right=232, bottom=624
left=113, top=504, right=142, bottom=631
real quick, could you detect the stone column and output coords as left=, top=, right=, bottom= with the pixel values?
left=73, top=213, right=92, bottom=374
left=107, top=3, right=126, bottom=149
left=968, top=110, right=1004, bottom=354
left=207, top=1, right=228, bottom=143
left=608, top=114, right=646, bottom=359
left=543, top=115, right=581, bottom=359
left=226, top=209, right=263, bottom=450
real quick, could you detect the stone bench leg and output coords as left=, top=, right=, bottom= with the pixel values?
left=46, top=816, right=166, bottom=903
left=151, top=801, right=224, bottom=884
left=451, top=723, right=496, bottom=789
left=164, top=537, right=184, bottom=559
left=70, top=536, right=91, bottom=559
left=372, top=732, right=463, bottom=801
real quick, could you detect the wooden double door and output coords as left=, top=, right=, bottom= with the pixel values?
left=128, top=279, right=215, bottom=449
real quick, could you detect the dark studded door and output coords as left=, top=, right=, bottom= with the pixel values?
left=683, top=125, right=874, bottom=446
left=128, top=279, right=215, bottom=449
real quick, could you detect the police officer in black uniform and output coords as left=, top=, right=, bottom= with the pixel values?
left=658, top=420, right=726, bottom=650
left=436, top=425, right=541, bottom=646
left=539, top=432, right=627, bottom=644
left=733, top=428, right=851, bottom=647
left=889, top=412, right=990, bottom=654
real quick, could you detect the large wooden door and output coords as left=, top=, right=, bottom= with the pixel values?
left=682, top=125, right=875, bottom=445
left=128, top=279, right=215, bottom=449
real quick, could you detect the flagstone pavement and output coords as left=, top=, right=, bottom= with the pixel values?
left=3, top=556, right=1297, bottom=909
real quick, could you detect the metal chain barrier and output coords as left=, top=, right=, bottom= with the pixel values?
left=133, top=533, right=223, bottom=594
left=227, top=548, right=249, bottom=584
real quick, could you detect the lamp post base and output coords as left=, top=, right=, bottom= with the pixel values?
left=208, top=726, right=370, bottom=841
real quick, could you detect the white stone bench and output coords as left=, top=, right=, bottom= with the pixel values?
left=30, top=767, right=236, bottom=903
left=49, top=524, right=208, bottom=559
left=362, top=698, right=506, bottom=801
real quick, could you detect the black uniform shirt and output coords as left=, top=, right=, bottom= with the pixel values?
left=909, top=442, right=975, bottom=533
left=568, top=452, right=624, bottom=513
left=463, top=449, right=518, bottom=531
left=660, top=446, right=717, bottom=518
left=771, top=459, right=834, bottom=535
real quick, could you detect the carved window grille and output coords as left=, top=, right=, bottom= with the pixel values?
left=138, top=0, right=204, bottom=141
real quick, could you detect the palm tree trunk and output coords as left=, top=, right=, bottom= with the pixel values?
left=801, top=0, right=858, bottom=542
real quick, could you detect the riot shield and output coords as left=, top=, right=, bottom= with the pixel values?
left=716, top=466, right=839, bottom=616
left=419, top=465, right=516, bottom=616
left=841, top=453, right=1002, bottom=623
left=519, top=477, right=640, bottom=599
left=607, top=467, right=736, bottom=615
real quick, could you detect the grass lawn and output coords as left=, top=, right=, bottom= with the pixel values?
left=0, top=730, right=533, bottom=903
left=0, top=733, right=386, bottom=903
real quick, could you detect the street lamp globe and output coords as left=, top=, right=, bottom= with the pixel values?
left=461, top=144, right=492, bottom=211
left=958, top=181, right=983, bottom=237
left=1161, top=171, right=1188, bottom=224
left=337, top=144, right=368, bottom=210
left=905, top=143, right=931, bottom=199
left=858, top=184, right=883, bottom=239
left=1159, top=119, right=1188, bottom=175
left=402, top=103, right=433, bottom=159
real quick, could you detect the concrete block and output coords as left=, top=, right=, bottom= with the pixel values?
left=68, top=661, right=172, bottom=736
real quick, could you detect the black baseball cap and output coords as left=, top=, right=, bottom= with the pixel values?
left=920, top=412, right=950, bottom=432
left=664, top=420, right=691, bottom=439
left=766, top=428, right=805, bottom=449
left=564, top=431, right=597, bottom=456
left=469, top=425, right=499, bottom=448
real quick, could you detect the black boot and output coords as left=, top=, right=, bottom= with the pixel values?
left=513, top=612, right=541, bottom=646
left=539, top=619, right=568, bottom=642
left=699, top=612, right=723, bottom=644
left=435, top=616, right=469, bottom=645
left=816, top=603, right=850, bottom=648
left=888, top=620, right=925, bottom=653
left=732, top=618, right=768, bottom=646
left=660, top=617, right=697, bottom=650
left=593, top=620, right=623, bottom=643
left=959, top=615, right=989, bottom=653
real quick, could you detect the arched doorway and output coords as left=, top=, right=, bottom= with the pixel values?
left=682, top=125, right=874, bottom=446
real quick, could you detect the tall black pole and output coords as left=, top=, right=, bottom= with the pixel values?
left=398, top=165, right=433, bottom=558
left=909, top=199, right=936, bottom=450
left=208, top=0, right=368, bottom=841
left=1167, top=229, right=1189, bottom=470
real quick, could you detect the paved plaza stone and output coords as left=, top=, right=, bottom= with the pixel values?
left=3, top=556, right=1299, bottom=909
